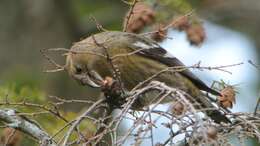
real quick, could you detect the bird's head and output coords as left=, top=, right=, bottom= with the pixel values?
left=65, top=49, right=104, bottom=88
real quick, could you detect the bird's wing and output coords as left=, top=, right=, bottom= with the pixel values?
left=130, top=35, right=221, bottom=96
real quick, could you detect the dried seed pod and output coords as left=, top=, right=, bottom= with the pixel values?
left=1, top=128, right=22, bottom=146
left=151, top=24, right=167, bottom=42
left=172, top=16, right=190, bottom=31
left=207, top=126, right=218, bottom=139
left=102, top=76, right=114, bottom=87
left=186, top=23, right=206, bottom=45
left=124, top=2, right=155, bottom=33
left=218, top=86, right=236, bottom=108
left=171, top=101, right=185, bottom=115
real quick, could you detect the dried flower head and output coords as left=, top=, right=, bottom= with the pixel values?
left=186, top=23, right=206, bottom=45
left=171, top=101, right=185, bottom=115
left=206, top=126, right=218, bottom=139
left=218, top=86, right=236, bottom=108
left=151, top=24, right=167, bottom=42
left=0, top=128, right=22, bottom=146
left=124, top=2, right=155, bottom=33
left=173, top=16, right=190, bottom=31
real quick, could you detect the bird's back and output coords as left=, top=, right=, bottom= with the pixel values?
left=69, top=31, right=230, bottom=123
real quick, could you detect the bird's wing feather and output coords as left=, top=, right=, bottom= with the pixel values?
left=130, top=35, right=221, bottom=96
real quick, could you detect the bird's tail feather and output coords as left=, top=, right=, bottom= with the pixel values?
left=187, top=93, right=230, bottom=123
left=207, top=110, right=231, bottom=123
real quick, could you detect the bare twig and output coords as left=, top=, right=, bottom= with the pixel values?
left=132, top=62, right=243, bottom=91
left=123, top=0, right=139, bottom=32
left=49, top=95, right=97, bottom=105
left=61, top=98, right=105, bottom=146
left=40, top=49, right=65, bottom=73
left=248, top=60, right=259, bottom=69
left=0, top=100, right=68, bottom=123
left=254, top=95, right=260, bottom=116
left=91, top=35, right=126, bottom=93
left=0, top=109, right=56, bottom=146
left=141, top=10, right=194, bottom=36
left=47, top=47, right=107, bottom=58
left=89, top=15, right=107, bottom=32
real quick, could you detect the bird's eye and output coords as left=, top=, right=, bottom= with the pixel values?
left=75, top=66, right=83, bottom=74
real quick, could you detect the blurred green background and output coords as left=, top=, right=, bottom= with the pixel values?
left=0, top=0, right=259, bottom=103
left=0, top=0, right=259, bottom=145
left=0, top=0, right=127, bottom=109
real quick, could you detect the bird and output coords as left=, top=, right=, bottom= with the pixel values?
left=65, top=31, right=229, bottom=123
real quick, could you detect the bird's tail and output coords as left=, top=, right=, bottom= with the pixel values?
left=206, top=109, right=230, bottom=123
left=188, top=93, right=231, bottom=123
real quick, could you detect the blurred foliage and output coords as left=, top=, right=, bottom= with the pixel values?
left=0, top=74, right=97, bottom=145
left=0, top=82, right=98, bottom=145
left=160, top=0, right=193, bottom=13
left=141, top=0, right=194, bottom=23
left=0, top=67, right=44, bottom=96
left=0, top=82, right=45, bottom=145
left=0, top=0, right=259, bottom=145
left=69, top=0, right=126, bottom=35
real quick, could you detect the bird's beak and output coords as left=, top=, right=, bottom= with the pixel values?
left=72, top=71, right=103, bottom=88
left=81, top=75, right=101, bottom=88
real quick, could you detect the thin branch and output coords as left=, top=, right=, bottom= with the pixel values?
left=40, top=49, right=65, bottom=73
left=254, top=95, right=260, bottom=116
left=89, top=15, right=108, bottom=32
left=123, top=0, right=139, bottom=32
left=141, top=10, right=194, bottom=36
left=91, top=35, right=126, bottom=93
left=248, top=60, right=259, bottom=69
left=61, top=98, right=105, bottom=146
left=0, top=100, right=68, bottom=123
left=132, top=62, right=243, bottom=91
left=48, top=95, right=96, bottom=105
left=0, top=109, right=56, bottom=146
left=47, top=48, right=107, bottom=58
